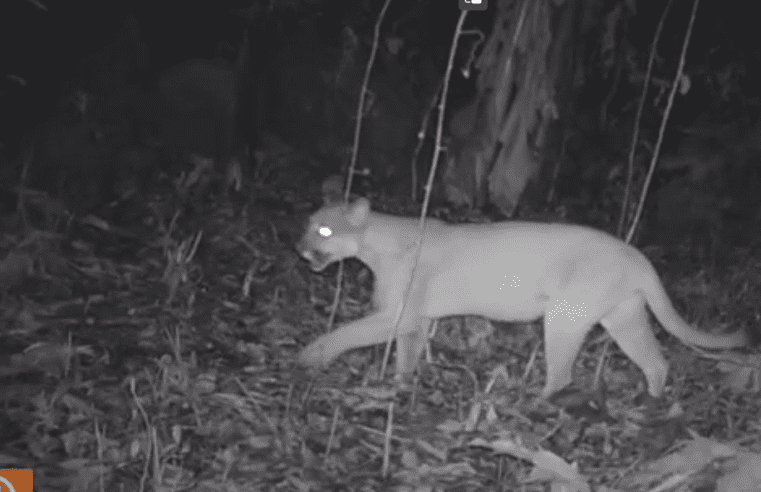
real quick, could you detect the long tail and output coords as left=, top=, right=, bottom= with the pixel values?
left=640, top=265, right=747, bottom=349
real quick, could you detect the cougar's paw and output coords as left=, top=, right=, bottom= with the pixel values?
left=299, top=341, right=332, bottom=369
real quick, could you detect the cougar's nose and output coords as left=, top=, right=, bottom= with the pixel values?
left=295, top=240, right=310, bottom=260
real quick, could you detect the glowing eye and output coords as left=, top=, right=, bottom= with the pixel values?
left=318, top=226, right=333, bottom=238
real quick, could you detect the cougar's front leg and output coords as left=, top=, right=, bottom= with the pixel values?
left=299, top=312, right=396, bottom=369
left=395, top=318, right=434, bottom=379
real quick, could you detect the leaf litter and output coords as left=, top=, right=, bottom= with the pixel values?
left=0, top=169, right=759, bottom=492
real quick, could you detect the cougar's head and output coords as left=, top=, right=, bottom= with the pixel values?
left=296, top=198, right=371, bottom=272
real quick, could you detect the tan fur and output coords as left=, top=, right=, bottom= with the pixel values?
left=320, top=174, right=344, bottom=204
left=296, top=198, right=748, bottom=398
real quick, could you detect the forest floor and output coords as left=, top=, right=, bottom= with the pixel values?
left=1, top=175, right=759, bottom=492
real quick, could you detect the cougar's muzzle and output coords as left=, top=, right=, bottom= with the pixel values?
left=296, top=241, right=333, bottom=272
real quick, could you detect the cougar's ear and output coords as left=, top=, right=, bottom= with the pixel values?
left=321, top=174, right=345, bottom=205
left=322, top=191, right=343, bottom=206
left=346, top=197, right=370, bottom=226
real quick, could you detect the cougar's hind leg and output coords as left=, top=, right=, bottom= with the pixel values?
left=599, top=294, right=669, bottom=397
left=540, top=259, right=628, bottom=399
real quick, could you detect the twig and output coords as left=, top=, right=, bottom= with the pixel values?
left=379, top=10, right=469, bottom=379
left=16, top=143, right=34, bottom=230
left=130, top=377, right=151, bottom=492
left=625, top=0, right=699, bottom=244
left=323, top=405, right=341, bottom=466
left=597, top=0, right=697, bottom=394
left=616, top=0, right=674, bottom=239
left=343, top=0, right=393, bottom=201
left=24, top=0, right=48, bottom=10
left=381, top=401, right=395, bottom=477
left=325, top=262, right=343, bottom=334
left=410, top=87, right=441, bottom=201
left=325, top=0, right=393, bottom=335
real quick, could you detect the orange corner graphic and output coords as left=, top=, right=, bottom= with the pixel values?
left=0, top=469, right=33, bottom=492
